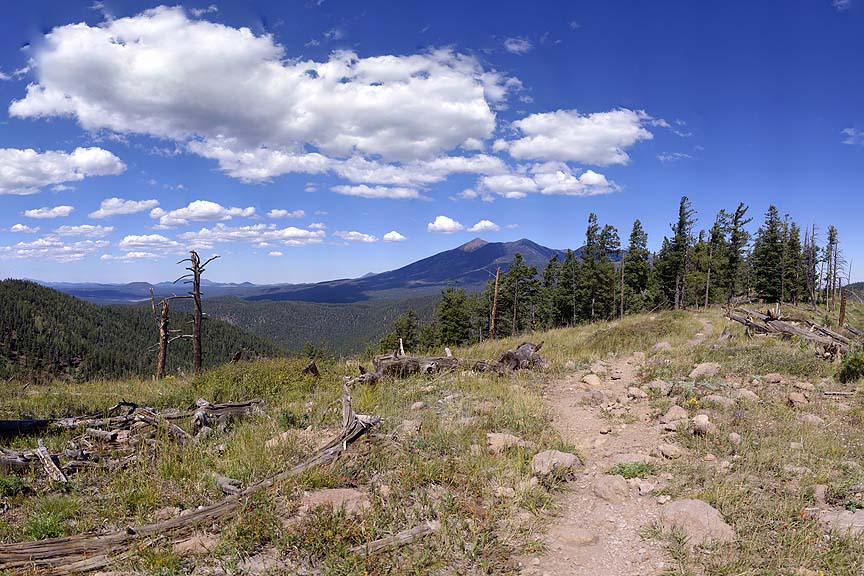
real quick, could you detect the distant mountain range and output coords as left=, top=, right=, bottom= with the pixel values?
left=29, top=238, right=591, bottom=354
left=42, top=238, right=570, bottom=305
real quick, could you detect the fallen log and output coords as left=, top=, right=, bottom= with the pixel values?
left=727, top=308, right=854, bottom=353
left=0, top=385, right=380, bottom=575
left=372, top=354, right=460, bottom=377
left=35, top=440, right=67, bottom=484
left=350, top=520, right=440, bottom=556
left=498, top=341, right=545, bottom=370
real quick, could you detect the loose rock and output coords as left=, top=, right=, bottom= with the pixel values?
left=730, top=389, right=759, bottom=402
left=763, top=372, right=783, bottom=384
left=646, top=380, right=672, bottom=396
left=660, top=405, right=688, bottom=424
left=410, top=401, right=426, bottom=411
left=627, top=386, right=648, bottom=399
left=487, top=432, right=537, bottom=454
left=593, top=475, right=629, bottom=503
left=689, top=362, right=721, bottom=380
left=728, top=432, right=742, bottom=446
left=787, top=392, right=808, bottom=407
left=818, top=509, right=864, bottom=536
left=658, top=499, right=735, bottom=545
left=657, top=443, right=684, bottom=459
left=798, top=413, right=824, bottom=426
left=582, top=373, right=603, bottom=388
left=298, top=488, right=371, bottom=516
left=531, top=449, right=582, bottom=477
left=691, top=414, right=710, bottom=435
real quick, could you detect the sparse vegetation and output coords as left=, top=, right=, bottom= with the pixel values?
left=608, top=461, right=654, bottom=479
left=2, top=305, right=863, bottom=574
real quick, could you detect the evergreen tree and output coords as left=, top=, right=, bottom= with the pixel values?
left=669, top=196, right=697, bottom=309
left=783, top=221, right=804, bottom=304
left=537, top=255, right=561, bottom=330
left=725, top=202, right=752, bottom=298
left=750, top=205, right=785, bottom=302
left=379, top=310, right=419, bottom=353
left=555, top=249, right=579, bottom=325
left=437, top=287, right=471, bottom=346
left=623, top=219, right=652, bottom=313
left=500, top=253, right=539, bottom=335
left=595, top=223, right=621, bottom=319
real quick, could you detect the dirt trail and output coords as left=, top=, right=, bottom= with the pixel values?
left=519, top=320, right=714, bottom=575
left=518, top=355, right=666, bottom=575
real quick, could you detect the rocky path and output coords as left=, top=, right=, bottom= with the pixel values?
left=518, top=317, right=728, bottom=575
left=519, top=353, right=669, bottom=575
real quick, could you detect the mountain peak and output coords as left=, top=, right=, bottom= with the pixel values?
left=459, top=238, right=488, bottom=252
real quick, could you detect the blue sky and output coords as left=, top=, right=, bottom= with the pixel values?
left=0, top=0, right=862, bottom=284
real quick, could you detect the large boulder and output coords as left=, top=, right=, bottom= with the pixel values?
left=531, top=450, right=582, bottom=477
left=658, top=499, right=735, bottom=546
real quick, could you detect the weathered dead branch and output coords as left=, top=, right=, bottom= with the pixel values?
left=350, top=520, right=440, bottom=556
left=726, top=307, right=859, bottom=355
left=0, top=387, right=380, bottom=575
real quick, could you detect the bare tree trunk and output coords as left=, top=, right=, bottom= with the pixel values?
left=839, top=289, right=847, bottom=327
left=175, top=251, right=219, bottom=375
left=489, top=268, right=499, bottom=340
left=157, top=300, right=169, bottom=379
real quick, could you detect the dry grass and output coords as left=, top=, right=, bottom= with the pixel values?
left=2, top=306, right=863, bottom=575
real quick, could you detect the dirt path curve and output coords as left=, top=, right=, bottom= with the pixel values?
left=519, top=354, right=672, bottom=575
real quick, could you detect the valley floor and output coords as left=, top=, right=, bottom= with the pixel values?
left=1, top=307, right=863, bottom=575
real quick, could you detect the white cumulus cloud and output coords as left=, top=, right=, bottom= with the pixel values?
left=118, top=234, right=182, bottom=252
left=383, top=230, right=407, bottom=242
left=267, top=209, right=305, bottom=219
left=178, top=223, right=325, bottom=248
left=0, top=147, right=125, bottom=195
left=89, top=197, right=159, bottom=218
left=100, top=251, right=161, bottom=261
left=150, top=200, right=255, bottom=227
left=334, top=230, right=378, bottom=243
left=427, top=215, right=464, bottom=233
left=10, top=6, right=518, bottom=179
left=54, top=224, right=114, bottom=237
left=468, top=219, right=500, bottom=232
left=268, top=251, right=283, bottom=257
left=0, top=236, right=108, bottom=262
left=507, top=109, right=655, bottom=166
left=10, top=224, right=39, bottom=233
left=23, top=205, right=75, bottom=219
left=331, top=185, right=424, bottom=199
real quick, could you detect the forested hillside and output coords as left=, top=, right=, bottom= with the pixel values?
left=0, top=280, right=284, bottom=381
left=197, top=293, right=439, bottom=354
